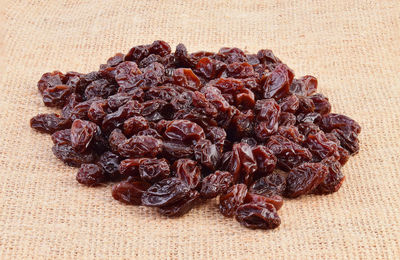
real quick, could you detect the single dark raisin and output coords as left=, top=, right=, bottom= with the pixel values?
left=249, top=172, right=287, bottom=197
left=219, top=184, right=248, bottom=217
left=112, top=178, right=151, bottom=205
left=139, top=158, right=170, bottom=183
left=158, top=190, right=200, bottom=217
left=76, top=164, right=106, bottom=186
left=284, top=162, right=328, bottom=198
left=30, top=113, right=71, bottom=134
left=200, top=171, right=233, bottom=199
left=235, top=203, right=281, bottom=230
left=141, top=177, right=190, bottom=207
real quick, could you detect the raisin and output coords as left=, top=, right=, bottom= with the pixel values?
left=102, top=100, right=142, bottom=132
left=112, top=178, right=150, bottom=205
left=38, top=71, right=64, bottom=93
left=139, top=158, right=170, bottom=183
left=249, top=172, right=287, bottom=197
left=141, top=177, right=190, bottom=207
left=85, top=79, right=116, bottom=99
left=244, top=192, right=283, bottom=211
left=158, top=190, right=200, bottom=217
left=123, top=116, right=149, bottom=137
left=107, top=93, right=133, bottom=110
left=125, top=45, right=150, bottom=62
left=228, top=143, right=257, bottom=184
left=219, top=184, right=248, bottom=217
left=52, top=144, right=95, bottom=167
left=88, top=99, right=109, bottom=125
left=193, top=139, right=220, bottom=170
left=313, top=157, right=345, bottom=194
left=31, top=41, right=362, bottom=230
left=97, top=151, right=121, bottom=180
left=331, top=129, right=360, bottom=154
left=165, top=120, right=205, bottom=145
left=251, top=145, right=277, bottom=178
left=200, top=171, right=233, bottom=199
left=42, top=85, right=72, bottom=108
left=195, top=57, right=226, bottom=79
left=108, top=129, right=127, bottom=154
left=320, top=113, right=361, bottom=134
left=217, top=47, right=247, bottom=64
left=262, top=64, right=294, bottom=100
left=279, top=94, right=299, bottom=113
left=277, top=125, right=305, bottom=144
left=266, top=135, right=312, bottom=171
left=70, top=119, right=100, bottom=153
left=304, top=131, right=339, bottom=161
left=235, top=203, right=281, bottom=230
left=173, top=68, right=201, bottom=90
left=226, top=62, right=255, bottom=78
left=162, top=141, right=194, bottom=160
left=69, top=98, right=102, bottom=122
left=279, top=112, right=297, bottom=126
left=118, top=135, right=162, bottom=158
left=30, top=113, right=71, bottom=134
left=173, top=159, right=201, bottom=189
left=118, top=158, right=147, bottom=178
left=254, top=99, right=281, bottom=140
left=310, top=93, right=331, bottom=115
left=285, top=162, right=328, bottom=198
left=51, top=129, right=71, bottom=146
left=290, top=76, right=318, bottom=96
left=76, top=163, right=106, bottom=186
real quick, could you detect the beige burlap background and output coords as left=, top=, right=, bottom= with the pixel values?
left=1, top=0, right=399, bottom=259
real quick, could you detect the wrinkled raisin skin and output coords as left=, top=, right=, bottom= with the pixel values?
left=219, top=184, right=248, bottom=217
left=76, top=164, right=106, bottom=186
left=235, top=203, right=281, bottom=230
left=285, top=163, right=328, bottom=198
left=112, top=179, right=150, bottom=205
left=141, top=177, right=190, bottom=207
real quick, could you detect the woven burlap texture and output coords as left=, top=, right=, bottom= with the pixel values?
left=1, top=0, right=399, bottom=259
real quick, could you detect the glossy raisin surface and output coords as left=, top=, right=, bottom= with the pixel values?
left=76, top=164, right=106, bottom=186
left=200, top=171, right=233, bottom=199
left=285, top=163, right=328, bottom=198
left=219, top=184, right=248, bottom=217
left=235, top=203, right=281, bottom=230
left=112, top=178, right=150, bottom=205
left=30, top=41, right=361, bottom=230
left=141, top=177, right=190, bottom=207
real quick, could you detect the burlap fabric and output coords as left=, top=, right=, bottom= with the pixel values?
left=1, top=0, right=399, bottom=259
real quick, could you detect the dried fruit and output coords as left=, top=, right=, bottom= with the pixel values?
left=117, top=135, right=162, bottom=158
left=200, top=171, right=233, bottom=199
left=235, top=203, right=281, bottom=230
left=249, top=172, right=287, bottom=197
left=31, top=41, right=361, bottom=230
left=219, top=184, right=248, bottom=217
left=112, top=178, right=150, bottom=205
left=76, top=164, right=106, bottom=186
left=142, top=177, right=190, bottom=207
left=285, top=163, right=328, bottom=198
left=158, top=190, right=200, bottom=217
left=173, top=159, right=201, bottom=189
left=70, top=119, right=99, bottom=153
left=139, top=158, right=170, bottom=183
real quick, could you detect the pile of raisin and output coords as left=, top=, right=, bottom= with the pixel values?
left=30, top=41, right=361, bottom=230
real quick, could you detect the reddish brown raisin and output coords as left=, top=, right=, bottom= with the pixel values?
left=235, top=203, right=281, bottom=230
left=219, top=184, right=248, bottom=217
left=76, top=164, right=106, bottom=186
left=285, top=162, right=328, bottom=198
